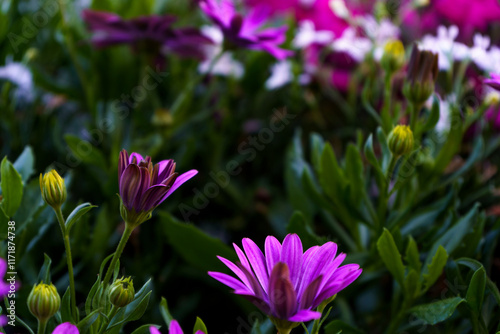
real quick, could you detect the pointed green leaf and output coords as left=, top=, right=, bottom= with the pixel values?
left=193, top=317, right=208, bottom=334
left=466, top=267, right=486, bottom=315
left=131, top=325, right=161, bottom=334
left=0, top=156, right=24, bottom=217
left=423, top=246, right=448, bottom=292
left=405, top=237, right=422, bottom=273
left=377, top=228, right=406, bottom=287
left=60, top=287, right=73, bottom=323
left=160, top=297, right=174, bottom=326
left=66, top=202, right=97, bottom=233
left=64, top=135, right=107, bottom=169
left=319, top=143, right=345, bottom=203
left=410, top=297, right=465, bottom=325
left=421, top=95, right=440, bottom=133
left=13, top=146, right=35, bottom=183
left=345, top=143, right=364, bottom=205
left=37, top=253, right=52, bottom=284
left=405, top=268, right=421, bottom=299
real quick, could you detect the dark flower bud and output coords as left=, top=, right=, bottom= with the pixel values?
left=404, top=45, right=438, bottom=104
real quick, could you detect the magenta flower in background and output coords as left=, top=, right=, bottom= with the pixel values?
left=82, top=10, right=212, bottom=62
left=484, top=73, right=500, bottom=91
left=199, top=0, right=292, bottom=60
left=149, top=320, right=205, bottom=334
left=118, top=150, right=197, bottom=226
left=208, top=234, right=362, bottom=331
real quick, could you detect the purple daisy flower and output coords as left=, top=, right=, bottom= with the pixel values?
left=82, top=10, right=212, bottom=62
left=199, top=0, right=293, bottom=60
left=118, top=150, right=197, bottom=227
left=52, top=323, right=79, bottom=334
left=208, top=234, right=362, bottom=331
left=149, top=320, right=205, bottom=334
left=484, top=73, right=500, bottom=91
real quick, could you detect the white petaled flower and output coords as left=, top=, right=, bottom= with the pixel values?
left=419, top=25, right=469, bottom=71
left=198, top=26, right=244, bottom=79
left=265, top=61, right=294, bottom=90
left=293, top=21, right=334, bottom=49
left=330, top=28, right=372, bottom=62
left=0, top=60, right=34, bottom=102
left=358, top=16, right=400, bottom=61
left=486, top=47, right=500, bottom=73
left=470, top=34, right=492, bottom=72
left=329, top=0, right=350, bottom=20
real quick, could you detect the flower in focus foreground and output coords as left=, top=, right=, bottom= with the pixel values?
left=208, top=234, right=362, bottom=332
left=118, top=150, right=197, bottom=228
left=27, top=283, right=61, bottom=322
left=40, top=170, right=67, bottom=210
left=52, top=323, right=79, bottom=334
left=149, top=320, right=205, bottom=334
left=484, top=73, right=500, bottom=91
left=388, top=125, right=415, bottom=157
left=199, top=0, right=293, bottom=60
left=82, top=10, right=213, bottom=63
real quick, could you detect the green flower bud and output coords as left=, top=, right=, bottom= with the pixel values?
left=403, top=45, right=438, bottom=104
left=381, top=40, right=405, bottom=74
left=39, top=170, right=67, bottom=210
left=109, top=277, right=135, bottom=308
left=27, top=283, right=61, bottom=321
left=388, top=125, right=415, bottom=157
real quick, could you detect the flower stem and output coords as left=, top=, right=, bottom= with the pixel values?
left=311, top=303, right=326, bottom=334
left=55, top=208, right=77, bottom=322
left=102, top=224, right=134, bottom=287
left=98, top=305, right=119, bottom=334
left=378, top=155, right=398, bottom=230
left=37, top=319, right=47, bottom=334
left=381, top=72, right=394, bottom=133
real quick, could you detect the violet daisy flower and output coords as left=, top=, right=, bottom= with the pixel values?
left=82, top=10, right=212, bottom=64
left=208, top=234, right=362, bottom=333
left=199, top=0, right=293, bottom=60
left=118, top=150, right=197, bottom=227
left=484, top=73, right=500, bottom=91
left=52, top=323, right=79, bottom=334
left=149, top=320, right=205, bottom=334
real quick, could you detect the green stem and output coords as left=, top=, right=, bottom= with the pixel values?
left=378, top=156, right=398, bottom=230
left=386, top=298, right=411, bottom=334
left=98, top=305, right=119, bottom=334
left=381, top=72, right=394, bottom=133
left=55, top=208, right=77, bottom=322
left=37, top=319, right=47, bottom=334
left=102, top=224, right=134, bottom=287
left=310, top=303, right=326, bottom=334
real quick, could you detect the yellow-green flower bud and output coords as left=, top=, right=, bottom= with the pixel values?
left=381, top=40, right=405, bottom=74
left=109, top=277, right=135, bottom=308
left=27, top=283, right=61, bottom=321
left=39, top=170, right=67, bottom=209
left=388, top=125, right=414, bottom=157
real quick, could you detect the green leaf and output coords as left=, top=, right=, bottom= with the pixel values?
left=422, top=246, right=448, bottom=292
left=77, top=309, right=101, bottom=333
left=0, top=156, right=24, bottom=217
left=287, top=211, right=323, bottom=249
left=324, top=320, right=364, bottom=334
left=60, top=287, right=73, bottom=323
left=410, top=297, right=465, bottom=325
left=319, top=143, right=346, bottom=204
left=159, top=297, right=174, bottom=326
left=364, top=134, right=384, bottom=181
left=345, top=143, right=364, bottom=205
left=423, top=204, right=479, bottom=270
left=421, top=95, right=440, bottom=133
left=13, top=146, right=35, bottom=182
left=159, top=212, right=235, bottom=272
left=64, top=135, right=107, bottom=169
left=456, top=258, right=500, bottom=306
left=377, top=228, right=406, bottom=287
left=405, top=237, right=422, bottom=273
left=466, top=267, right=486, bottom=315
left=404, top=269, right=421, bottom=299
left=376, top=127, right=391, bottom=171
left=310, top=133, right=325, bottom=175
left=37, top=254, right=52, bottom=284
left=108, top=279, right=153, bottom=330
left=193, top=317, right=208, bottom=334
left=65, top=203, right=97, bottom=233
left=434, top=105, right=463, bottom=173
left=131, top=325, right=161, bottom=334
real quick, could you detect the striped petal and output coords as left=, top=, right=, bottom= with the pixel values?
left=264, top=236, right=281, bottom=274
left=268, top=262, right=297, bottom=319
left=208, top=271, right=249, bottom=292
left=280, top=233, right=303, bottom=288
left=242, top=238, right=269, bottom=293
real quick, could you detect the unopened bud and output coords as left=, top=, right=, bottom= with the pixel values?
left=404, top=45, right=439, bottom=104
left=388, top=125, right=415, bottom=156
left=27, top=283, right=60, bottom=321
left=381, top=40, right=405, bottom=74
left=40, top=170, right=67, bottom=209
left=109, top=277, right=135, bottom=308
